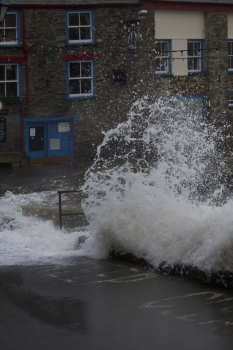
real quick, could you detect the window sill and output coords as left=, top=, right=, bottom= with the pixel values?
left=0, top=97, right=21, bottom=104
left=67, top=41, right=95, bottom=46
left=68, top=94, right=95, bottom=100
left=188, top=71, right=203, bottom=75
left=156, top=72, right=171, bottom=76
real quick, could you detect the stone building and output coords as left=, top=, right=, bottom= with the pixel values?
left=0, top=0, right=233, bottom=166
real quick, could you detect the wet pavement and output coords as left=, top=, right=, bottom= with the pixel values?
left=0, top=162, right=91, bottom=195
left=1, top=258, right=233, bottom=350
left=0, top=163, right=233, bottom=349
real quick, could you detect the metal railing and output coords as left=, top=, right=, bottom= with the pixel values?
left=58, top=190, right=85, bottom=229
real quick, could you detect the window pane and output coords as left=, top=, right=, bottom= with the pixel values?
left=81, top=79, right=92, bottom=94
left=0, top=83, right=5, bottom=96
left=70, top=63, right=80, bottom=78
left=156, top=58, right=168, bottom=72
left=0, top=29, right=4, bottom=40
left=229, top=42, right=233, bottom=70
left=188, top=42, right=193, bottom=56
left=69, top=80, right=80, bottom=94
left=0, top=66, right=5, bottom=80
left=155, top=41, right=169, bottom=73
left=229, top=42, right=233, bottom=55
left=80, top=27, right=91, bottom=40
left=6, top=65, right=17, bottom=80
left=193, top=58, right=199, bottom=70
left=230, top=56, right=233, bottom=69
left=161, top=42, right=168, bottom=54
left=5, top=29, right=16, bottom=42
left=5, top=14, right=16, bottom=27
left=69, top=13, right=79, bottom=26
left=155, top=41, right=168, bottom=56
left=69, top=28, right=79, bottom=40
left=80, top=13, right=90, bottom=26
left=193, top=42, right=200, bottom=55
left=155, top=42, right=160, bottom=54
left=188, top=58, right=193, bottom=70
left=6, top=82, right=17, bottom=96
left=81, top=62, right=91, bottom=77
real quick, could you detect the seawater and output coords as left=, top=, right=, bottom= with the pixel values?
left=81, top=97, right=233, bottom=272
left=0, top=97, right=233, bottom=272
left=0, top=190, right=85, bottom=265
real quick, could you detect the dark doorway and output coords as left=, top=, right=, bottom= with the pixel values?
left=29, top=126, right=45, bottom=152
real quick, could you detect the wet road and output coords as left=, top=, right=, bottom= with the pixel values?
left=0, top=163, right=233, bottom=349
left=1, top=258, right=233, bottom=350
left=0, top=163, right=91, bottom=195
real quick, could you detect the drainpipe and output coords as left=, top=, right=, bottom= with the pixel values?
left=20, top=6, right=30, bottom=157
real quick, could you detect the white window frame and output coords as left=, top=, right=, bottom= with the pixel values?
left=66, top=10, right=95, bottom=45
left=0, top=63, right=20, bottom=101
left=155, top=40, right=171, bottom=75
left=0, top=10, right=20, bottom=46
left=67, top=60, right=95, bottom=99
left=187, top=40, right=203, bottom=74
left=228, top=94, right=233, bottom=108
left=228, top=41, right=233, bottom=71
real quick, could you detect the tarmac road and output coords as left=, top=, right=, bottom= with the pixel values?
left=0, top=257, right=233, bottom=350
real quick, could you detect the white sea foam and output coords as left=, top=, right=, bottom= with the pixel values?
left=80, top=97, right=233, bottom=272
left=0, top=190, right=86, bottom=265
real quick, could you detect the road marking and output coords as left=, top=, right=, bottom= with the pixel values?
left=75, top=273, right=157, bottom=285
left=138, top=291, right=224, bottom=309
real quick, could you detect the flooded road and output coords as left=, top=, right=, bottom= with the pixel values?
left=0, top=163, right=233, bottom=349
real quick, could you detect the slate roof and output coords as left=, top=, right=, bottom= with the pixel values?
left=8, top=0, right=140, bottom=4
left=159, top=0, right=233, bottom=3
left=7, top=0, right=233, bottom=6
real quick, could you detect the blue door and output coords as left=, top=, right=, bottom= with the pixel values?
left=49, top=121, right=72, bottom=157
left=25, top=119, right=74, bottom=161
left=27, top=124, right=47, bottom=159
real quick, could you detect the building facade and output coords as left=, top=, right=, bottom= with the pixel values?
left=1, top=0, right=233, bottom=166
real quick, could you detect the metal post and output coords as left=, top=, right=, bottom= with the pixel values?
left=58, top=192, right=62, bottom=229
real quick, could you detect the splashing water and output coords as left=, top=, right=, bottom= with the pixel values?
left=0, top=190, right=86, bottom=265
left=81, top=97, right=233, bottom=272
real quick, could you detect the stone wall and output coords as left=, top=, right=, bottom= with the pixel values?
left=0, top=5, right=156, bottom=160
left=1, top=5, right=233, bottom=163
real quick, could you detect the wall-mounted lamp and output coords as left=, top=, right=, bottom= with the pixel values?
left=137, top=10, right=148, bottom=19
left=0, top=1, right=9, bottom=23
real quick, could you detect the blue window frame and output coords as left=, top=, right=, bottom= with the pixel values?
left=0, top=63, right=21, bottom=103
left=155, top=40, right=171, bottom=75
left=0, top=10, right=20, bottom=46
left=228, top=94, right=233, bottom=108
left=228, top=41, right=233, bottom=71
left=66, top=10, right=95, bottom=45
left=67, top=60, right=95, bottom=99
left=187, top=40, right=204, bottom=74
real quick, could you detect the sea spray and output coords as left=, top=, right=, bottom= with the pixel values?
left=81, top=96, right=233, bottom=272
left=0, top=190, right=85, bottom=265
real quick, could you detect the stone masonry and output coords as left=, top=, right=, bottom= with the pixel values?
left=1, top=1, right=233, bottom=164
left=0, top=2, right=157, bottom=161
